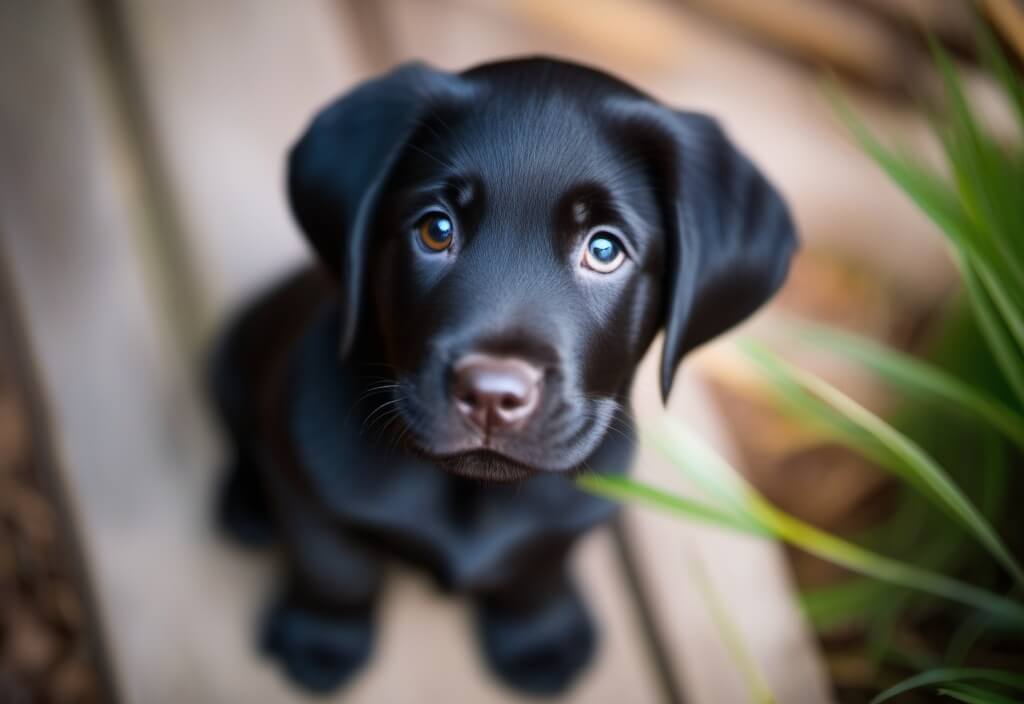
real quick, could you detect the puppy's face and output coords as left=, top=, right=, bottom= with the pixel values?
left=289, top=59, right=797, bottom=481
left=368, top=94, right=664, bottom=479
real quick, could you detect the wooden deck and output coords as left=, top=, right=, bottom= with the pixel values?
left=3, top=1, right=963, bottom=701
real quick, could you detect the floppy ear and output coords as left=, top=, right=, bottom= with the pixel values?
left=661, top=113, right=797, bottom=400
left=610, top=101, right=797, bottom=401
left=288, top=62, right=470, bottom=358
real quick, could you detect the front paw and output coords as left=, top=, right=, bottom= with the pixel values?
left=476, top=582, right=597, bottom=696
left=261, top=595, right=375, bottom=694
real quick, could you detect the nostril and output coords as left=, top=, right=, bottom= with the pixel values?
left=499, top=393, right=523, bottom=410
left=456, top=389, right=479, bottom=409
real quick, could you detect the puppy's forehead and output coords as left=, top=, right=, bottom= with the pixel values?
left=394, top=61, right=660, bottom=253
left=444, top=96, right=615, bottom=189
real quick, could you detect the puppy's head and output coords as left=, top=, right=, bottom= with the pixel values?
left=288, top=59, right=796, bottom=481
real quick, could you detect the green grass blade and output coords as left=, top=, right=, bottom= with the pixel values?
left=690, top=553, right=776, bottom=704
left=723, top=341, right=892, bottom=467
left=832, top=43, right=1024, bottom=320
left=827, top=83, right=976, bottom=252
left=644, top=417, right=765, bottom=516
left=583, top=465, right=1024, bottom=627
left=831, top=70, right=1024, bottom=349
left=972, top=253, right=1024, bottom=358
left=871, top=668, right=1024, bottom=704
left=574, top=474, right=770, bottom=537
left=976, top=14, right=1024, bottom=136
left=929, top=37, right=985, bottom=154
left=788, top=321, right=1024, bottom=450
left=741, top=342, right=1024, bottom=587
left=938, top=683, right=1021, bottom=704
left=744, top=493, right=1024, bottom=626
left=639, top=416, right=1024, bottom=627
left=946, top=614, right=991, bottom=666
left=963, top=257, right=1024, bottom=406
left=800, top=578, right=893, bottom=631
left=929, top=39, right=1024, bottom=292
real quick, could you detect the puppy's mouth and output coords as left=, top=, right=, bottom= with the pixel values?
left=389, top=395, right=620, bottom=483
left=412, top=448, right=543, bottom=483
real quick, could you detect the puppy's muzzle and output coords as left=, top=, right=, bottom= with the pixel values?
left=451, top=354, right=543, bottom=434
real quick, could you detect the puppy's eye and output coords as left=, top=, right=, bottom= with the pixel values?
left=417, top=212, right=454, bottom=252
left=582, top=232, right=626, bottom=273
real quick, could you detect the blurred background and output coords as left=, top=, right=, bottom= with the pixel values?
left=1, top=1, right=1022, bottom=703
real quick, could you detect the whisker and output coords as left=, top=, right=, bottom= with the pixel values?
left=361, top=396, right=406, bottom=435
left=391, top=402, right=420, bottom=452
left=344, top=382, right=400, bottom=425
left=371, top=407, right=405, bottom=445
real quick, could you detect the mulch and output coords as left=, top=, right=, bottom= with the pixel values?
left=0, top=347, right=104, bottom=703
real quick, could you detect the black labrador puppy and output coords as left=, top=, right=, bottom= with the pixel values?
left=210, top=57, right=796, bottom=696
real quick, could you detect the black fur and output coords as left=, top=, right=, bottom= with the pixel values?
left=210, top=57, right=796, bottom=695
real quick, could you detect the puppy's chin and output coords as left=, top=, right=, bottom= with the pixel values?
left=434, top=450, right=540, bottom=483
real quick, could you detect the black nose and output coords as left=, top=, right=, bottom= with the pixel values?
left=451, top=354, right=542, bottom=433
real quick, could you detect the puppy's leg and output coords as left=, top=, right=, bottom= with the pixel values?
left=216, top=455, right=275, bottom=547
left=207, top=313, right=276, bottom=548
left=473, top=541, right=596, bottom=695
left=263, top=579, right=378, bottom=694
left=208, top=270, right=329, bottom=547
left=262, top=497, right=382, bottom=694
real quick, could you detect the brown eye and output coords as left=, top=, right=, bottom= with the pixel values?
left=581, top=231, right=626, bottom=273
left=418, top=213, right=454, bottom=252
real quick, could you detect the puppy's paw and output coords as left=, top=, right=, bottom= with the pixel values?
left=476, top=582, right=597, bottom=696
left=217, top=461, right=275, bottom=548
left=261, top=595, right=374, bottom=694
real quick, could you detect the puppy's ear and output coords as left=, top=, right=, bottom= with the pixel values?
left=609, top=101, right=797, bottom=401
left=288, top=63, right=470, bottom=358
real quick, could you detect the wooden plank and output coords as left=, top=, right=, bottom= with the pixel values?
left=98, top=1, right=667, bottom=701
left=0, top=3, right=223, bottom=701
left=628, top=353, right=835, bottom=704
left=109, top=0, right=368, bottom=339
left=677, top=0, right=911, bottom=86
left=853, top=0, right=972, bottom=46
left=324, top=532, right=662, bottom=704
left=984, top=0, right=1024, bottom=60
left=0, top=256, right=118, bottom=704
